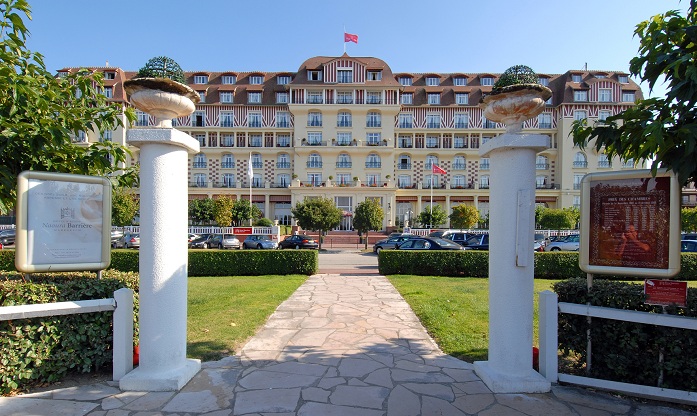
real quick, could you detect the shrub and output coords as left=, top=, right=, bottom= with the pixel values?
left=187, top=249, right=317, bottom=276
left=379, top=250, right=488, bottom=277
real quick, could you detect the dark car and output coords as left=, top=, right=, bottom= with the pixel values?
left=373, top=235, right=417, bottom=253
left=189, top=234, right=214, bottom=249
left=0, top=229, right=15, bottom=246
left=682, top=240, right=697, bottom=252
left=442, top=231, right=477, bottom=246
left=279, top=234, right=319, bottom=249
left=462, top=234, right=489, bottom=250
left=396, top=237, right=465, bottom=251
left=682, top=233, right=697, bottom=241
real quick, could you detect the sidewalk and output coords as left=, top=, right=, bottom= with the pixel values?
left=1, top=273, right=694, bottom=415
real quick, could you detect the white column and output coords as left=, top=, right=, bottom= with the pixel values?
left=473, top=133, right=552, bottom=393
left=120, top=128, right=201, bottom=391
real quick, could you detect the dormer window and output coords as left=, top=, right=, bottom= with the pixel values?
left=104, top=72, right=116, bottom=80
left=308, top=70, right=323, bottom=81
left=198, top=91, right=206, bottom=103
left=367, top=70, right=382, bottom=81
left=194, top=75, right=208, bottom=84
left=481, top=77, right=494, bottom=86
left=222, top=75, right=237, bottom=84
left=337, top=69, right=353, bottom=83
left=538, top=77, right=549, bottom=86
left=249, top=75, right=263, bottom=85
left=618, top=75, right=629, bottom=84
left=426, top=77, right=440, bottom=86
left=57, top=71, right=69, bottom=78
left=399, top=76, right=412, bottom=86
left=571, top=74, right=582, bottom=83
left=453, top=77, right=467, bottom=86
left=277, top=75, right=291, bottom=85
left=595, top=74, right=607, bottom=79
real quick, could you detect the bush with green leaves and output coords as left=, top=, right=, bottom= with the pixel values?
left=135, top=56, right=186, bottom=83
left=187, top=249, right=317, bottom=276
left=379, top=250, right=488, bottom=277
left=493, top=65, right=539, bottom=90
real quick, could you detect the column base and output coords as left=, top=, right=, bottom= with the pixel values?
left=119, top=358, right=201, bottom=391
left=474, top=361, right=551, bottom=393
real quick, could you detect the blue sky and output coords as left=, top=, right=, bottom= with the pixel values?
left=27, top=0, right=686, bottom=97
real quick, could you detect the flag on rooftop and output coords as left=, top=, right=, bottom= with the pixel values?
left=432, top=164, right=447, bottom=175
left=344, top=32, right=358, bottom=43
left=248, top=154, right=254, bottom=180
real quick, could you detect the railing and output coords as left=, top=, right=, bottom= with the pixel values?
left=398, top=123, right=413, bottom=129
left=0, top=288, right=135, bottom=381
left=303, top=141, right=326, bottom=146
left=213, top=181, right=236, bottom=188
left=336, top=162, right=352, bottom=168
left=334, top=141, right=355, bottom=146
left=398, top=183, right=416, bottom=189
left=252, top=162, right=263, bottom=169
left=192, top=162, right=207, bottom=169
left=399, top=142, right=413, bottom=148
left=538, top=291, right=697, bottom=405
left=573, top=161, right=588, bottom=168
left=366, top=122, right=381, bottom=128
left=276, top=162, right=291, bottom=169
left=454, top=123, right=469, bottom=129
left=397, top=163, right=412, bottom=170
left=536, top=163, right=550, bottom=170
left=189, top=181, right=208, bottom=188
left=598, top=161, right=612, bottom=168
left=452, top=163, right=466, bottom=170
left=276, top=122, right=290, bottom=128
left=307, top=161, right=323, bottom=168
left=539, top=123, right=552, bottom=129
left=450, top=183, right=474, bottom=189
left=221, top=162, right=235, bottom=169
left=337, top=122, right=352, bottom=127
left=480, top=163, right=490, bottom=170
left=276, top=141, right=291, bottom=147
left=365, top=162, right=382, bottom=168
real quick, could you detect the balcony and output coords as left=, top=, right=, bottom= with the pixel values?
left=539, top=123, right=552, bottom=129
left=220, top=121, right=234, bottom=128
left=213, top=181, right=236, bottom=188
left=276, top=121, right=290, bottom=128
left=536, top=183, right=561, bottom=189
left=252, top=162, right=263, bottom=169
left=337, top=97, right=354, bottom=104
left=366, top=121, right=381, bottom=128
left=479, top=183, right=490, bottom=189
left=276, top=140, right=291, bottom=147
left=426, top=123, right=440, bottom=129
left=337, top=121, right=352, bottom=127
left=276, top=161, right=291, bottom=169
left=365, top=162, right=382, bottom=169
left=365, top=141, right=386, bottom=147
left=454, top=142, right=468, bottom=149
left=308, top=121, right=322, bottom=127
left=573, top=161, right=588, bottom=168
left=397, top=163, right=412, bottom=170
left=220, top=139, right=234, bottom=147
left=189, top=181, right=208, bottom=188
left=304, top=140, right=325, bottom=146
left=398, top=123, right=413, bottom=129
left=336, top=161, right=352, bottom=168
left=454, top=123, right=469, bottom=129
left=398, top=183, right=417, bottom=189
left=366, top=98, right=382, bottom=104
left=249, top=140, right=263, bottom=147
left=452, top=163, right=466, bottom=170
left=334, top=140, right=355, bottom=146
left=598, top=161, right=612, bottom=168
left=398, top=141, right=413, bottom=148
left=300, top=181, right=324, bottom=187
left=192, top=162, right=207, bottom=169
left=480, top=163, right=490, bottom=170
left=248, top=122, right=262, bottom=128
left=307, top=97, right=323, bottom=104
left=221, top=162, right=235, bottom=169
left=272, top=182, right=290, bottom=188
left=450, top=183, right=474, bottom=190
left=536, top=163, right=550, bottom=170
left=242, top=181, right=265, bottom=188
left=423, top=183, right=447, bottom=189
left=307, top=161, right=323, bottom=168
left=426, top=143, right=440, bottom=149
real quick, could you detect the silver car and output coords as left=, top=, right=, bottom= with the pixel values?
left=242, top=235, right=278, bottom=249
left=210, top=233, right=241, bottom=249
left=544, top=234, right=580, bottom=251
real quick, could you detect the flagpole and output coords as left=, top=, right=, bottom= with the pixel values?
left=430, top=173, right=433, bottom=229
left=249, top=152, right=252, bottom=226
left=343, top=26, right=346, bottom=54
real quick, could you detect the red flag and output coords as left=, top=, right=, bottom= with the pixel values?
left=344, top=32, right=358, bottom=43
left=432, top=164, right=447, bottom=175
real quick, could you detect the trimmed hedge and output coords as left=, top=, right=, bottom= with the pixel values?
left=554, top=278, right=697, bottom=391
left=0, top=271, right=139, bottom=394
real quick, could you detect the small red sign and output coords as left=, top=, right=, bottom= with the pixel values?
left=644, top=279, right=688, bottom=307
left=233, top=227, right=253, bottom=235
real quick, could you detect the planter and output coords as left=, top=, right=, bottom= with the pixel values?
left=123, top=78, right=200, bottom=128
left=133, top=345, right=140, bottom=366
left=480, top=84, right=552, bottom=133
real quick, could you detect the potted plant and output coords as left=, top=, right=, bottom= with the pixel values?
left=123, top=56, right=200, bottom=128
left=479, top=65, right=552, bottom=134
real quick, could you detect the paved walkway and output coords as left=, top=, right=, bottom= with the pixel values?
left=1, top=272, right=695, bottom=415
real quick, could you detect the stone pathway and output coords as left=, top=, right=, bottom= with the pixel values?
left=1, top=274, right=694, bottom=415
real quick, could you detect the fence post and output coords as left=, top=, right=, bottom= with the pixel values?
left=538, top=290, right=558, bottom=382
left=112, top=288, right=134, bottom=381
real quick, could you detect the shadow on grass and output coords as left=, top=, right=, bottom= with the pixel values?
left=448, top=348, right=488, bottom=363
left=188, top=340, right=235, bottom=362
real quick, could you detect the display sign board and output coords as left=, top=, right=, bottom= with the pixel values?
left=15, top=171, right=112, bottom=272
left=644, top=279, right=688, bottom=307
left=579, top=169, right=680, bottom=277
left=233, top=227, right=253, bottom=235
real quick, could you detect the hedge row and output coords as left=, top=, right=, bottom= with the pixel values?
left=554, top=278, right=697, bottom=391
left=379, top=251, right=697, bottom=280
left=0, top=249, right=319, bottom=276
left=0, top=271, right=139, bottom=394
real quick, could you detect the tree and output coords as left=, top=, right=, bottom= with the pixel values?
left=188, top=198, right=215, bottom=225
left=230, top=199, right=261, bottom=226
left=213, top=196, right=234, bottom=227
left=254, top=217, right=273, bottom=227
left=682, top=207, right=697, bottom=232
left=353, top=199, right=384, bottom=250
left=0, top=0, right=136, bottom=213
left=571, top=1, right=697, bottom=186
left=291, top=197, right=341, bottom=250
left=416, top=204, right=448, bottom=229
left=111, top=187, right=139, bottom=228
left=538, top=208, right=575, bottom=231
left=449, top=204, right=479, bottom=229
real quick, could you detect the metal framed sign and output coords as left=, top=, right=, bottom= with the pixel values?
left=579, top=169, right=681, bottom=277
left=15, top=171, right=112, bottom=272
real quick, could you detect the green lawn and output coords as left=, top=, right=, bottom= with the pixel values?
left=187, top=275, right=307, bottom=361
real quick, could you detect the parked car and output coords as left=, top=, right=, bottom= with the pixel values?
left=188, top=233, right=200, bottom=243
left=396, top=237, right=464, bottom=251
left=0, top=229, right=16, bottom=246
left=442, top=231, right=478, bottom=246
left=243, top=235, right=278, bottom=249
left=462, top=234, right=489, bottom=250
left=373, top=235, right=418, bottom=253
left=545, top=234, right=580, bottom=252
left=210, top=234, right=241, bottom=249
left=189, top=234, right=214, bottom=249
left=681, top=240, right=697, bottom=252
left=279, top=234, right=319, bottom=249
left=115, top=232, right=140, bottom=249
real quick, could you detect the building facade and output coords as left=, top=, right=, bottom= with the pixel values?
left=61, top=54, right=648, bottom=230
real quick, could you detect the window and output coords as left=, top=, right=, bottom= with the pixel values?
left=401, top=93, right=413, bottom=105
left=399, top=113, right=413, bottom=128
left=366, top=174, right=380, bottom=186
left=366, top=153, right=381, bottom=168
left=277, top=75, right=291, bottom=85
left=192, top=111, right=206, bottom=127
left=398, top=154, right=412, bottom=169
left=479, top=175, right=490, bottom=189
left=366, top=111, right=381, bottom=128
left=308, top=111, right=322, bottom=127
left=248, top=92, right=262, bottom=104
left=455, top=93, right=469, bottom=105
left=248, top=112, right=262, bottom=127
left=366, top=91, right=381, bottom=104
left=276, top=92, right=289, bottom=104
left=249, top=75, right=263, bottom=85
left=193, top=173, right=207, bottom=187
left=622, top=91, right=636, bottom=102
left=399, top=77, right=412, bottom=86
left=574, top=90, right=588, bottom=101
left=598, top=110, right=611, bottom=122
left=425, top=155, right=438, bottom=169
left=482, top=136, right=492, bottom=145
left=335, top=91, right=352, bottom=104
left=75, top=131, right=86, bottom=142
left=104, top=71, right=115, bottom=80
left=307, top=173, right=322, bottom=186
left=277, top=134, right=291, bottom=147
left=573, top=174, right=584, bottom=189
left=367, top=70, right=382, bottom=81
left=453, top=156, right=466, bottom=170
left=454, top=113, right=469, bottom=129
left=336, top=173, right=351, bottom=185
left=538, top=113, right=552, bottom=129
left=574, top=152, right=587, bottom=168
left=103, top=86, right=113, bottom=98
left=222, top=75, right=236, bottom=84
left=220, top=91, right=233, bottom=103
left=428, top=93, right=440, bottom=105
left=483, top=117, right=497, bottom=129
left=277, top=174, right=290, bottom=187
left=222, top=173, right=235, bottom=188
left=571, top=74, right=582, bottom=83
left=337, top=69, right=353, bottom=83
left=480, top=158, right=490, bottom=170
left=222, top=154, right=235, bottom=168
left=307, top=91, right=322, bottom=104
left=426, top=135, right=438, bottom=148
left=426, top=114, right=440, bottom=129
left=337, top=111, right=352, bottom=127
left=194, top=75, right=208, bottom=84
left=136, top=111, right=149, bottom=126
left=623, top=158, right=635, bottom=168
left=598, top=153, right=611, bottom=168
left=536, top=155, right=549, bottom=170
left=538, top=77, right=549, bottom=86
left=252, top=173, right=263, bottom=188
left=307, top=132, right=322, bottom=145
left=452, top=175, right=466, bottom=188
left=336, top=153, right=351, bottom=168
left=221, top=134, right=234, bottom=147
left=220, top=112, right=234, bottom=127
left=598, top=88, right=612, bottom=102
left=398, top=175, right=412, bottom=189
left=426, top=77, right=439, bottom=86
left=424, top=175, right=439, bottom=189
left=573, top=110, right=587, bottom=121
left=367, top=132, right=381, bottom=145
left=453, top=77, right=467, bottom=86
left=276, top=112, right=290, bottom=128
left=454, top=135, right=467, bottom=149
left=194, top=134, right=205, bottom=147
left=336, top=132, right=352, bottom=146
left=308, top=70, right=322, bottom=81
left=618, top=75, right=629, bottom=84
left=251, top=153, right=263, bottom=168
left=193, top=153, right=207, bottom=168
left=249, top=133, right=262, bottom=147
left=198, top=91, right=206, bottom=103
left=537, top=176, right=548, bottom=189
left=398, top=136, right=413, bottom=148
left=276, top=154, right=290, bottom=169
left=481, top=77, right=494, bottom=86
left=307, top=153, right=322, bottom=168
left=100, top=130, right=112, bottom=141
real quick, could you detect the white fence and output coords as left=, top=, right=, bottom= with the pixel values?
left=539, top=290, right=697, bottom=405
left=118, top=226, right=280, bottom=240
left=0, top=288, right=135, bottom=381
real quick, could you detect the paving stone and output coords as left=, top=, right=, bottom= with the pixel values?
left=387, top=385, right=421, bottom=416
left=452, top=381, right=493, bottom=394
left=297, top=401, right=384, bottom=416
left=402, top=382, right=455, bottom=401
left=289, top=328, right=336, bottom=347
left=318, top=377, right=346, bottom=389
left=495, top=393, right=577, bottom=416
left=242, top=329, right=297, bottom=351
left=421, top=396, right=467, bottom=415
left=394, top=359, right=441, bottom=372
left=452, top=393, right=496, bottom=414
left=338, top=357, right=386, bottom=377
left=634, top=405, right=697, bottom=416
left=162, top=390, right=220, bottom=413
left=262, top=361, right=328, bottom=377
left=302, top=387, right=330, bottom=403
left=551, top=386, right=632, bottom=414
left=103, top=410, right=131, bottom=416
left=237, top=370, right=319, bottom=389
left=330, top=385, right=389, bottom=409
left=122, top=392, right=175, bottom=411
left=51, top=384, right=122, bottom=401
left=233, top=387, right=301, bottom=414
left=347, top=378, right=370, bottom=386
left=0, top=397, right=98, bottom=416
left=442, top=368, right=480, bottom=382
left=479, top=403, right=529, bottom=416
left=391, top=368, right=455, bottom=383
left=364, top=368, right=394, bottom=388
left=567, top=403, right=612, bottom=416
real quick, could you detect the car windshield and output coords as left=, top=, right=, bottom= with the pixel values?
left=465, top=235, right=481, bottom=245
left=256, top=235, right=271, bottom=241
left=432, top=238, right=461, bottom=248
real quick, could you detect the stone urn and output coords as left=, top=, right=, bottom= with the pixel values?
left=480, top=84, right=551, bottom=134
left=124, top=77, right=200, bottom=128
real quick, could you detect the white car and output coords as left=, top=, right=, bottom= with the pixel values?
left=544, top=234, right=580, bottom=251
